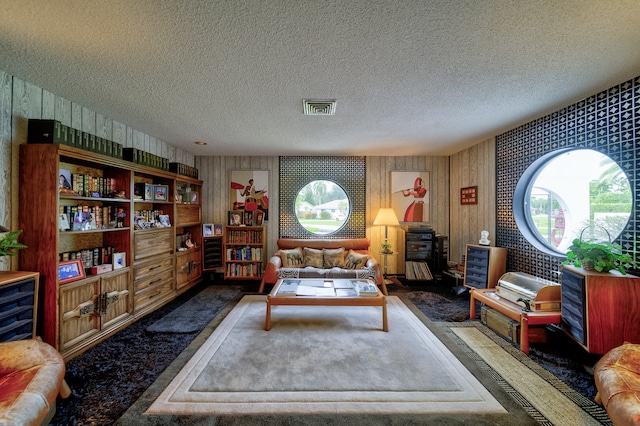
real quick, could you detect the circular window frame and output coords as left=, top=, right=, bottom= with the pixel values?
left=513, top=148, right=633, bottom=257
left=294, top=179, right=351, bottom=236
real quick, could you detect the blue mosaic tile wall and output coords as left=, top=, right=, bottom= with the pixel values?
left=496, top=76, right=639, bottom=282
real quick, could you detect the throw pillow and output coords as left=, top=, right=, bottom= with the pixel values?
left=303, top=247, right=324, bottom=268
left=323, top=247, right=345, bottom=268
left=344, top=249, right=369, bottom=269
left=279, top=247, right=304, bottom=268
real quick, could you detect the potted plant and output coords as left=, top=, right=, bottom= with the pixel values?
left=563, top=238, right=638, bottom=275
left=0, top=230, right=27, bottom=258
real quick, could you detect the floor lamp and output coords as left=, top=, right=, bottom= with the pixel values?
left=373, top=208, right=400, bottom=283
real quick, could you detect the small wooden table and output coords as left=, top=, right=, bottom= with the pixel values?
left=265, top=278, right=388, bottom=332
left=470, top=288, right=561, bottom=355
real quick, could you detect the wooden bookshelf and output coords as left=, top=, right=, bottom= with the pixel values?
left=19, top=141, right=203, bottom=360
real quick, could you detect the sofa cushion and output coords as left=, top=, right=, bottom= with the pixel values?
left=345, top=249, right=369, bottom=269
left=304, top=247, right=324, bottom=268
left=279, top=247, right=304, bottom=268
left=323, top=248, right=346, bottom=268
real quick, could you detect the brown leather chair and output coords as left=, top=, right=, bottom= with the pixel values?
left=0, top=339, right=70, bottom=426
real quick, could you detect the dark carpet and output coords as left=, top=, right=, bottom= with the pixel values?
left=51, top=278, right=601, bottom=425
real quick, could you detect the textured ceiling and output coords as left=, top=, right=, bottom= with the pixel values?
left=1, top=1, right=640, bottom=156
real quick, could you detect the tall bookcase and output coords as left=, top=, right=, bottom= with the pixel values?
left=18, top=143, right=203, bottom=360
left=223, top=226, right=265, bottom=279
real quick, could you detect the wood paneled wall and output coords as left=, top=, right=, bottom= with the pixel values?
left=448, top=138, right=497, bottom=265
left=0, top=70, right=195, bottom=271
left=197, top=155, right=450, bottom=275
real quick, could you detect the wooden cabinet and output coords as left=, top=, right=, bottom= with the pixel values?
left=59, top=268, right=131, bottom=358
left=223, top=226, right=265, bottom=279
left=174, top=178, right=203, bottom=293
left=561, top=265, right=640, bottom=354
left=18, top=141, right=203, bottom=360
left=463, top=244, right=507, bottom=289
left=0, top=271, right=39, bottom=342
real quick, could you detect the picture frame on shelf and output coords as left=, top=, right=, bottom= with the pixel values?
left=228, top=210, right=243, bottom=226
left=191, top=190, right=198, bottom=204
left=254, top=210, right=264, bottom=225
left=112, top=252, right=126, bottom=269
left=153, top=185, right=168, bottom=201
left=203, top=223, right=214, bottom=237
left=58, top=259, right=86, bottom=284
left=214, top=224, right=223, bottom=235
left=144, top=183, right=153, bottom=200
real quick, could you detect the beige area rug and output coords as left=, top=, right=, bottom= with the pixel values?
left=146, top=295, right=505, bottom=416
left=442, top=322, right=612, bottom=426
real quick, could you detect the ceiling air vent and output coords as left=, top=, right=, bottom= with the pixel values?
left=303, top=99, right=336, bottom=115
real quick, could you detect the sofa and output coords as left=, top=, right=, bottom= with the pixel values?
left=0, top=339, right=70, bottom=426
left=258, top=238, right=385, bottom=294
left=594, top=342, right=640, bottom=425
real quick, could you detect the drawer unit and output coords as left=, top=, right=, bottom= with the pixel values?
left=463, top=244, right=507, bottom=289
left=134, top=279, right=173, bottom=315
left=0, top=272, right=39, bottom=342
left=133, top=228, right=174, bottom=261
left=176, top=204, right=201, bottom=226
left=133, top=255, right=174, bottom=282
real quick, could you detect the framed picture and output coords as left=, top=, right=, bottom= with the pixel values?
left=229, top=170, right=269, bottom=220
left=144, top=183, right=153, bottom=201
left=153, top=185, right=168, bottom=201
left=214, top=224, right=223, bottom=235
left=191, top=191, right=198, bottom=204
left=460, top=186, right=478, bottom=205
left=112, top=252, right=126, bottom=269
left=228, top=210, right=243, bottom=226
left=391, top=171, right=430, bottom=223
left=59, top=168, right=72, bottom=192
left=254, top=210, right=264, bottom=225
left=58, top=259, right=86, bottom=284
left=203, top=223, right=214, bottom=236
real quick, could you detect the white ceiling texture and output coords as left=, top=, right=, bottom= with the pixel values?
left=1, top=1, right=640, bottom=157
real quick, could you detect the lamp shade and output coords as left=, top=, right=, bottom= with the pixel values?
left=373, top=208, right=399, bottom=226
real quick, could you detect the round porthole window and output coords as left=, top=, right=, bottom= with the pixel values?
left=513, top=149, right=632, bottom=255
left=295, top=180, right=350, bottom=235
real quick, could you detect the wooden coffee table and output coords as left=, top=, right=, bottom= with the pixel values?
left=265, top=278, right=388, bottom=331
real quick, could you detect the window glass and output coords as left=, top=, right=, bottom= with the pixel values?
left=295, top=180, right=350, bottom=235
left=515, top=149, right=632, bottom=254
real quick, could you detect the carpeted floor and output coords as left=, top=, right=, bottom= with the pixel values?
left=51, top=278, right=604, bottom=425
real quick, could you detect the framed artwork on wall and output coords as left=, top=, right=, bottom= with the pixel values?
left=229, top=170, right=269, bottom=221
left=391, top=171, right=430, bottom=224
left=460, top=186, right=477, bottom=205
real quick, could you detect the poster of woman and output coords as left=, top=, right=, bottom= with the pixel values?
left=391, top=171, right=430, bottom=223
